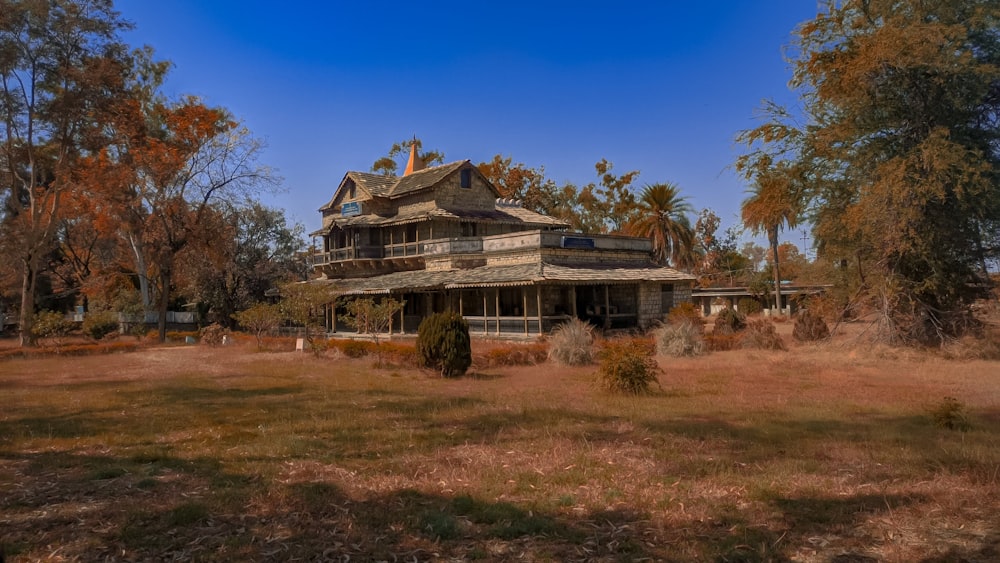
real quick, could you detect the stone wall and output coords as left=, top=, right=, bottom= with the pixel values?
left=432, top=166, right=497, bottom=211
left=637, top=283, right=662, bottom=329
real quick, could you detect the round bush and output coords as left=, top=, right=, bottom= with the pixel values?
left=82, top=310, right=120, bottom=340
left=793, top=309, right=830, bottom=342
left=655, top=320, right=705, bottom=357
left=597, top=338, right=661, bottom=395
left=713, top=307, right=746, bottom=335
left=417, top=311, right=472, bottom=377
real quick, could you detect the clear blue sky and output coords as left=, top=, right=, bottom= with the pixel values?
left=117, top=1, right=819, bottom=248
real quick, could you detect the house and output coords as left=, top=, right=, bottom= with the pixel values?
left=309, top=145, right=696, bottom=336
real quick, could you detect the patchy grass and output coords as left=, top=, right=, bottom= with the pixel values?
left=0, top=340, right=998, bottom=561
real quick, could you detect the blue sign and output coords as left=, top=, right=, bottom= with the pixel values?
left=341, top=201, right=361, bottom=217
left=561, top=236, right=595, bottom=249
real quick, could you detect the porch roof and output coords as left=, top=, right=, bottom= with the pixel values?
left=317, top=261, right=694, bottom=295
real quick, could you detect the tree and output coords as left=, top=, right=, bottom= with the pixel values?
left=741, top=167, right=800, bottom=312
left=626, top=183, right=695, bottom=269
left=744, top=0, right=1000, bottom=343
left=371, top=137, right=444, bottom=176
left=477, top=154, right=560, bottom=215
left=233, top=301, right=282, bottom=351
left=183, top=201, right=305, bottom=327
left=0, top=0, right=130, bottom=346
left=341, top=297, right=405, bottom=367
left=278, top=282, right=335, bottom=354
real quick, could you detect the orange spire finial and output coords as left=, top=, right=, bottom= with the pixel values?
left=403, top=139, right=425, bottom=176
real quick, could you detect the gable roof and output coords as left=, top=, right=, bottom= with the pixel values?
left=320, top=160, right=492, bottom=212
left=388, top=160, right=471, bottom=197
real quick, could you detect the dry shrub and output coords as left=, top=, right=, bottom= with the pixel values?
left=655, top=320, right=704, bottom=357
left=793, top=309, right=830, bottom=342
left=737, top=298, right=762, bottom=316
left=667, top=302, right=703, bottom=328
left=231, top=333, right=297, bottom=351
left=741, top=319, right=785, bottom=350
left=331, top=339, right=377, bottom=358
left=596, top=338, right=662, bottom=395
left=928, top=396, right=971, bottom=431
left=379, top=342, right=421, bottom=367
left=167, top=330, right=199, bottom=342
left=941, top=329, right=1000, bottom=360
left=713, top=308, right=746, bottom=335
left=549, top=318, right=595, bottom=365
left=199, top=324, right=229, bottom=346
left=704, top=333, right=741, bottom=352
left=0, top=341, right=140, bottom=360
left=478, top=343, right=549, bottom=368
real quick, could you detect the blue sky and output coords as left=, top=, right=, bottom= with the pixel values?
left=117, top=1, right=819, bottom=247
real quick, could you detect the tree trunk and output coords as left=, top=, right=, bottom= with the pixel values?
left=18, top=254, right=38, bottom=347
left=128, top=233, right=152, bottom=309
left=158, top=267, right=171, bottom=343
left=769, top=228, right=782, bottom=314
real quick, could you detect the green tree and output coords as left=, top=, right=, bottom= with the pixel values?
left=341, top=297, right=405, bottom=367
left=741, top=0, right=1000, bottom=343
left=0, top=0, right=130, bottom=346
left=740, top=168, right=800, bottom=312
left=627, top=183, right=695, bottom=269
left=278, top=282, right=336, bottom=354
left=371, top=138, right=444, bottom=176
left=183, top=201, right=305, bottom=328
left=233, top=302, right=282, bottom=351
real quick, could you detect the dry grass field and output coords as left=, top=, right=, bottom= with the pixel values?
left=1, top=326, right=999, bottom=562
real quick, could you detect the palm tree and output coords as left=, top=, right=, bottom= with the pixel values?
left=741, top=169, right=800, bottom=313
left=627, top=183, right=695, bottom=269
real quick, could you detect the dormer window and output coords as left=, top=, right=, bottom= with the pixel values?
left=348, top=182, right=356, bottom=199
left=460, top=168, right=472, bottom=189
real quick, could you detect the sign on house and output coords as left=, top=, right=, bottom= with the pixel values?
left=341, top=202, right=361, bottom=217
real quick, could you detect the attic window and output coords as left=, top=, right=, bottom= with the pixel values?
left=348, top=182, right=356, bottom=199
left=460, top=169, right=472, bottom=189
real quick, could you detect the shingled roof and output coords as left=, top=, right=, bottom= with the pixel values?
left=389, top=160, right=470, bottom=197
left=316, top=261, right=694, bottom=295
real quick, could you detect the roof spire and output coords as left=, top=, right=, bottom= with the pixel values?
left=403, top=138, right=426, bottom=176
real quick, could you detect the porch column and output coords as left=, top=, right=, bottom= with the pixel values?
left=459, top=290, right=464, bottom=316
left=523, top=288, right=529, bottom=335
left=483, top=291, right=488, bottom=333
left=536, top=285, right=543, bottom=335
left=494, top=288, right=501, bottom=336
left=398, top=302, right=405, bottom=335
left=332, top=303, right=337, bottom=333
left=570, top=286, right=577, bottom=317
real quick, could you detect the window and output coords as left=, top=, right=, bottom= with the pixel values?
left=461, top=222, right=477, bottom=237
left=348, top=181, right=356, bottom=199
left=460, top=168, right=472, bottom=189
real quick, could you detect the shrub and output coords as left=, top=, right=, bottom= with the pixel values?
left=655, top=320, right=705, bottom=357
left=478, top=343, right=549, bottom=368
left=704, top=333, right=742, bottom=352
left=741, top=319, right=785, bottom=350
left=32, top=310, right=75, bottom=345
left=737, top=298, right=763, bottom=316
left=929, top=396, right=970, bottom=431
left=417, top=311, right=472, bottom=377
left=793, top=309, right=830, bottom=342
left=666, top=302, right=703, bottom=328
left=378, top=342, right=421, bottom=367
left=332, top=339, right=377, bottom=358
left=548, top=318, right=595, bottom=365
left=82, top=310, right=120, bottom=340
left=713, top=307, right=746, bottom=335
left=596, top=338, right=662, bottom=395
left=199, top=323, right=229, bottom=347
left=233, top=303, right=282, bottom=351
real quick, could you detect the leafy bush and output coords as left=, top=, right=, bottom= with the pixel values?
left=793, top=309, right=830, bottom=342
left=548, top=318, right=595, bottom=365
left=929, top=396, right=970, bottom=431
left=737, top=298, right=763, bottom=316
left=655, top=320, right=705, bottom=357
left=417, top=311, right=472, bottom=377
left=32, top=310, right=75, bottom=343
left=741, top=319, right=785, bottom=350
left=596, top=338, right=662, bottom=395
left=82, top=310, right=119, bottom=340
left=199, top=323, right=229, bottom=347
left=378, top=342, right=421, bottom=367
left=666, top=302, right=703, bottom=328
left=233, top=303, right=282, bottom=351
left=0, top=341, right=140, bottom=360
left=331, top=339, right=377, bottom=358
left=713, top=307, right=746, bottom=335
